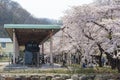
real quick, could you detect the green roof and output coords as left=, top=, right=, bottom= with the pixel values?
left=4, top=24, right=61, bottom=29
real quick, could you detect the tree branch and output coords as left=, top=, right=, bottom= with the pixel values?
left=91, top=21, right=109, bottom=32
left=82, top=29, right=95, bottom=41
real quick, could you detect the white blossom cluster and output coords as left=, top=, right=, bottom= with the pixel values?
left=59, top=0, right=120, bottom=62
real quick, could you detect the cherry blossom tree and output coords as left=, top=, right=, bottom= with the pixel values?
left=62, top=0, right=120, bottom=72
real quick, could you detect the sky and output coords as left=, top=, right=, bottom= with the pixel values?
left=12, top=0, right=93, bottom=20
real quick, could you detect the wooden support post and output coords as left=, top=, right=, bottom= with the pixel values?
left=37, top=52, right=39, bottom=67
left=42, top=43, right=44, bottom=64
left=50, top=30, right=53, bottom=65
left=13, top=29, right=16, bottom=64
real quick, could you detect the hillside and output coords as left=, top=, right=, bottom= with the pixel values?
left=0, top=0, right=62, bottom=38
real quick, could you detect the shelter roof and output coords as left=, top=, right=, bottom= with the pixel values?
left=4, top=24, right=61, bottom=29
left=4, top=24, right=61, bottom=45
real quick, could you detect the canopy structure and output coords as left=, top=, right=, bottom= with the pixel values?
left=4, top=24, right=61, bottom=45
left=4, top=24, right=61, bottom=65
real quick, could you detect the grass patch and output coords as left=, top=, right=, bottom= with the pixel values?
left=0, top=67, right=118, bottom=74
left=67, top=64, right=81, bottom=68
left=0, top=63, right=118, bottom=74
left=67, top=64, right=118, bottom=74
left=94, top=67, right=118, bottom=73
left=0, top=57, right=9, bottom=62
left=0, top=69, right=70, bottom=74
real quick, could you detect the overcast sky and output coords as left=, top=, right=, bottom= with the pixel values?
left=12, top=0, right=93, bottom=20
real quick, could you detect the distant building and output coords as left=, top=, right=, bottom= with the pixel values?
left=0, top=38, right=13, bottom=56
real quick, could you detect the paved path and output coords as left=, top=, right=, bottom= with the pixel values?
left=0, top=62, right=65, bottom=70
left=41, top=63, right=61, bottom=69
left=0, top=62, right=9, bottom=69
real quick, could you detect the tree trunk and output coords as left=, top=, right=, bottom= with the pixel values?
left=99, top=53, right=103, bottom=67
left=117, top=59, right=120, bottom=73
left=97, top=43, right=103, bottom=67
